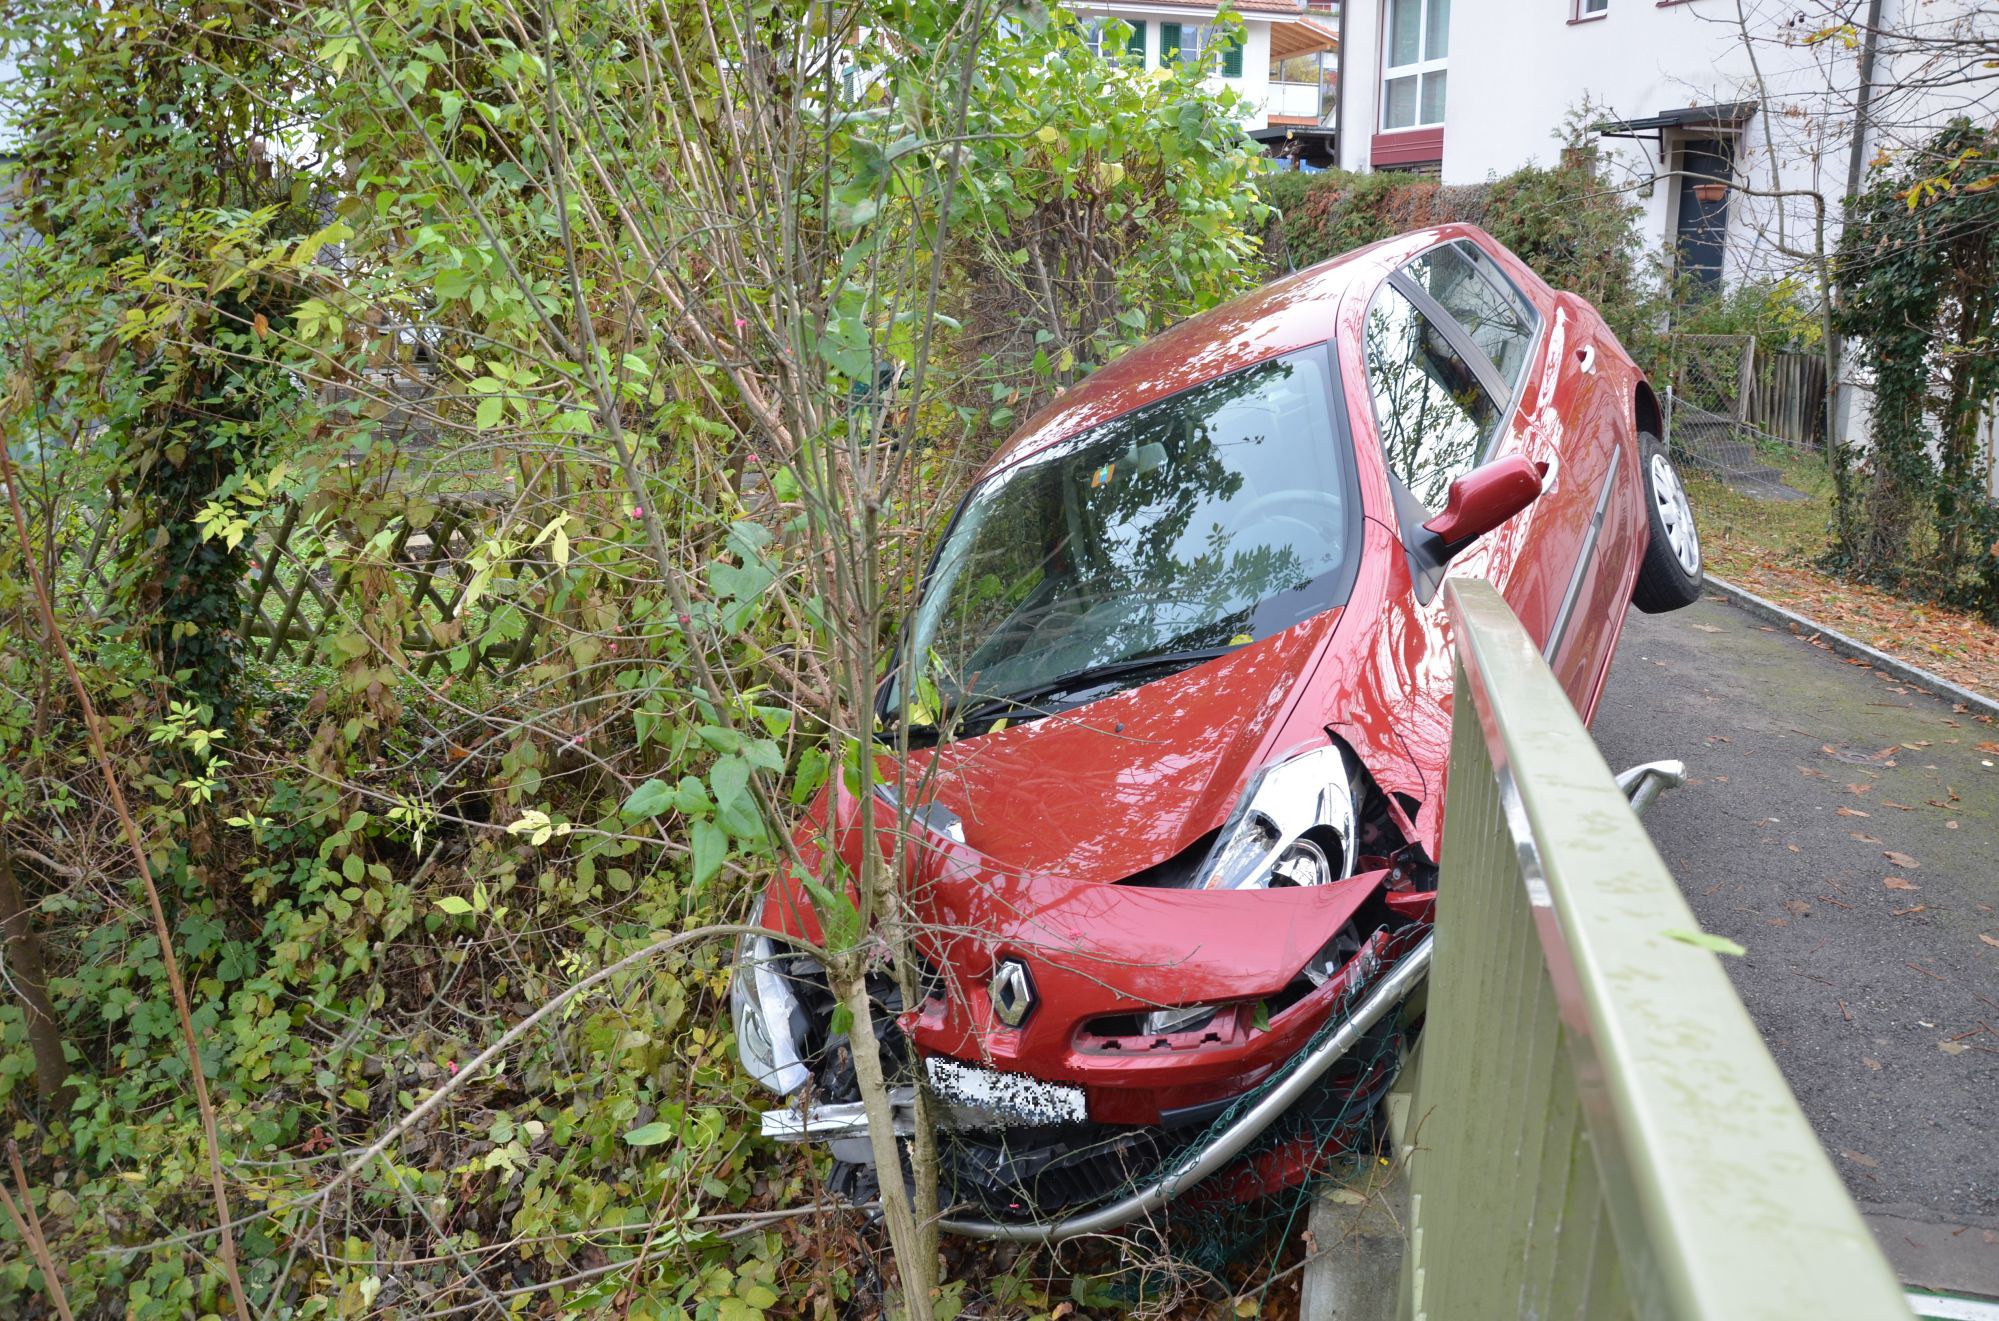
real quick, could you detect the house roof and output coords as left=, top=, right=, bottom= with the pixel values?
left=1592, top=101, right=1758, bottom=139
left=1269, top=14, right=1338, bottom=58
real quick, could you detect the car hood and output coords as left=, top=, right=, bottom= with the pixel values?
left=894, top=608, right=1346, bottom=885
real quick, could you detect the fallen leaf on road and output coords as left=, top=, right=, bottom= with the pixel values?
left=1883, top=850, right=1921, bottom=869
left=1841, top=1149, right=1880, bottom=1167
left=1767, top=917, right=1789, bottom=927
left=1861, top=1057, right=1882, bottom=1071
left=1783, top=900, right=1812, bottom=916
left=1849, top=831, right=1881, bottom=842
left=1978, top=741, right=1999, bottom=754
left=1690, top=622, right=1722, bottom=632
left=1891, top=905, right=1926, bottom=916
left=1907, top=961, right=1947, bottom=981
left=1664, top=928, right=1747, bottom=956
left=1902, top=741, right=1931, bottom=750
left=1946, top=820, right=1960, bottom=830
left=1847, top=783, right=1873, bottom=794
left=1836, top=806, right=1870, bottom=817
left=1325, top=1189, right=1367, bottom=1206
left=1884, top=877, right=1919, bottom=890
left=1980, top=933, right=1999, bottom=949
left=1880, top=800, right=1920, bottom=810
left=1939, top=1041, right=1970, bottom=1056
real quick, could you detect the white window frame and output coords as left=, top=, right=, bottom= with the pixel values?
left=1575, top=0, right=1609, bottom=18
left=1176, top=23, right=1211, bottom=67
left=1379, top=0, right=1449, bottom=132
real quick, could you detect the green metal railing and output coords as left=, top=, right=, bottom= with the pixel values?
left=1398, top=580, right=1910, bottom=1320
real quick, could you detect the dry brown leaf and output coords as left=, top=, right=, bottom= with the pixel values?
left=1836, top=806, right=1870, bottom=817
left=1841, top=1149, right=1880, bottom=1168
left=1690, top=622, right=1722, bottom=633
left=1892, top=905, right=1926, bottom=916
left=1847, top=783, right=1873, bottom=794
left=1884, top=877, right=1919, bottom=890
left=1883, top=850, right=1921, bottom=869
left=1783, top=900, right=1811, bottom=916
left=1861, top=1057, right=1882, bottom=1071
left=1849, top=831, right=1881, bottom=842
left=1980, top=933, right=1999, bottom=949
left=1939, top=1041, right=1970, bottom=1056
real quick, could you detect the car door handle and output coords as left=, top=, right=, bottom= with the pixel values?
left=1575, top=345, right=1597, bottom=374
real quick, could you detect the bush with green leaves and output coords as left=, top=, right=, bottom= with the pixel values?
left=1835, top=118, right=1999, bottom=617
left=0, top=0, right=1275, bottom=1316
left=1258, top=160, right=1649, bottom=346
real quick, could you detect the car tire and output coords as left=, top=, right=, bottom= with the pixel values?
left=1631, top=431, right=1704, bottom=613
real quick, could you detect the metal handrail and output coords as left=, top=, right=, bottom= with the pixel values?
left=1401, top=579, right=1910, bottom=1320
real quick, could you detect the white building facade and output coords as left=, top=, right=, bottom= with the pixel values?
left=1068, top=1, right=1341, bottom=147
left=1335, top=0, right=1996, bottom=290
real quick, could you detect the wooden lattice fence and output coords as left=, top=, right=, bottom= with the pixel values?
left=71, top=494, right=551, bottom=676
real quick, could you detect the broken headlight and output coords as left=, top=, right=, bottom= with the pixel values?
left=730, top=895, right=812, bottom=1097
left=1193, top=745, right=1359, bottom=890
left=1142, top=1003, right=1220, bottom=1036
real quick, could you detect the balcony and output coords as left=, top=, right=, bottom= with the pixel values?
left=1266, top=80, right=1324, bottom=124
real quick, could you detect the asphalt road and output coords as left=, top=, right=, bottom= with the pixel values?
left=1591, top=593, right=1999, bottom=1297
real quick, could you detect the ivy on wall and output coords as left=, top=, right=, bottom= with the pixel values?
left=1836, top=118, right=1999, bottom=617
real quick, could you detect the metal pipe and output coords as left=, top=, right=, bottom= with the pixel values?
left=937, top=934, right=1433, bottom=1242
left=1615, top=759, right=1686, bottom=818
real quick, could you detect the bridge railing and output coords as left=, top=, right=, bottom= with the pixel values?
left=1398, top=580, right=1909, bottom=1320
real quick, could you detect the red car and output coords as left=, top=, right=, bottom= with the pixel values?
left=731, top=224, right=1703, bottom=1233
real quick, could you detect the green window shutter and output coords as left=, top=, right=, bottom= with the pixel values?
left=1126, top=19, right=1146, bottom=62
left=1160, top=22, right=1181, bottom=63
left=1222, top=34, right=1243, bottom=78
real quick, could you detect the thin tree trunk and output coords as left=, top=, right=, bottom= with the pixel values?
left=0, top=837, right=70, bottom=1113
left=838, top=971, right=935, bottom=1321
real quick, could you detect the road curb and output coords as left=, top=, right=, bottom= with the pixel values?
left=1704, top=573, right=1999, bottom=722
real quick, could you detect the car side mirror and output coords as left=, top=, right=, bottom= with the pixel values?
left=1422, top=455, right=1546, bottom=557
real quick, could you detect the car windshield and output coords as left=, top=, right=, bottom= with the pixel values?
left=895, top=351, right=1356, bottom=723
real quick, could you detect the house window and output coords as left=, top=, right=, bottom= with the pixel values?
left=1161, top=23, right=1244, bottom=77
left=1381, top=0, right=1449, bottom=131
left=1575, top=0, right=1609, bottom=17
left=1271, top=53, right=1323, bottom=84
left=1083, top=17, right=1146, bottom=63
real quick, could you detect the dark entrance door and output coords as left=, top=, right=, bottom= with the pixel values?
left=1674, top=137, right=1734, bottom=291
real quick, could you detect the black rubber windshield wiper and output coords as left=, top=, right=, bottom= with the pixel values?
left=946, top=645, right=1240, bottom=733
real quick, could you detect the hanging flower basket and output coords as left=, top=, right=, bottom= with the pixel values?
left=1692, top=181, right=1728, bottom=204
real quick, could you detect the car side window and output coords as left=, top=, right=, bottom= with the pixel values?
left=1400, top=242, right=1537, bottom=394
left=1364, top=284, right=1501, bottom=509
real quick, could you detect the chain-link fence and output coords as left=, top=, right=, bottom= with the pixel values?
left=1663, top=333, right=1825, bottom=501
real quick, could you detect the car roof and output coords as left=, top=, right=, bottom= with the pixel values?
left=975, top=223, right=1503, bottom=481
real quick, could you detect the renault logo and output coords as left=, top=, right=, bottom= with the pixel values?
left=989, top=958, right=1036, bottom=1027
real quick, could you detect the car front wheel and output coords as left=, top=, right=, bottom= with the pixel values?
left=1631, top=431, right=1704, bottom=613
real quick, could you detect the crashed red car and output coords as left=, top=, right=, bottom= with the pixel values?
left=730, top=224, right=1704, bottom=1232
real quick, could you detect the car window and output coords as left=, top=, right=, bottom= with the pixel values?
left=1400, top=242, right=1536, bottom=392
left=1364, top=284, right=1500, bottom=509
left=900, top=353, right=1356, bottom=711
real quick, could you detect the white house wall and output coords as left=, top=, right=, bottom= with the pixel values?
left=1077, top=5, right=1278, bottom=128
left=1339, top=0, right=1995, bottom=288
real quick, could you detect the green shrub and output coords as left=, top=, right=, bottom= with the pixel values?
left=1257, top=162, right=1647, bottom=344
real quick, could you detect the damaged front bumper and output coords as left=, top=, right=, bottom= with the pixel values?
left=756, top=931, right=1433, bottom=1241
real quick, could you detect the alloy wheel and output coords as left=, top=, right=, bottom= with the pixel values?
left=1650, top=451, right=1700, bottom=575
